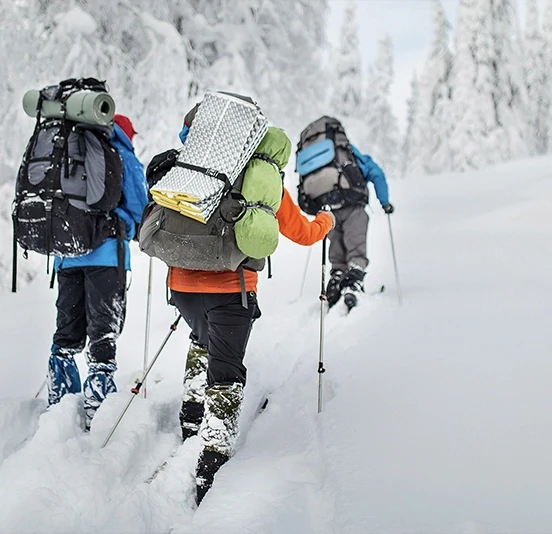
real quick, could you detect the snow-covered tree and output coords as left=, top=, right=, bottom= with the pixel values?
left=425, top=0, right=454, bottom=173
left=401, top=73, right=419, bottom=177
left=449, top=0, right=529, bottom=171
left=490, top=0, right=530, bottom=161
left=330, top=0, right=362, bottom=119
left=541, top=0, right=552, bottom=152
left=524, top=0, right=550, bottom=154
left=403, top=0, right=453, bottom=176
left=363, top=35, right=400, bottom=176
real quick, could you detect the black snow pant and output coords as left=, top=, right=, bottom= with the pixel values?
left=328, top=204, right=369, bottom=271
left=53, top=266, right=126, bottom=367
left=170, top=291, right=261, bottom=386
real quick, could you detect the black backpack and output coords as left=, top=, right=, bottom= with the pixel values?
left=12, top=78, right=123, bottom=290
left=296, top=116, right=368, bottom=215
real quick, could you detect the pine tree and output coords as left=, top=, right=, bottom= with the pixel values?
left=363, top=35, right=400, bottom=176
left=449, top=0, right=529, bottom=171
left=524, top=0, right=549, bottom=154
left=330, top=0, right=362, bottom=119
left=542, top=0, right=552, bottom=152
left=425, top=0, right=454, bottom=173
left=490, top=0, right=530, bottom=161
left=404, top=71, right=433, bottom=177
left=403, top=0, right=453, bottom=176
left=401, top=73, right=419, bottom=177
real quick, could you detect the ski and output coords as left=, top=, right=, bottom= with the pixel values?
left=145, top=447, right=179, bottom=484
left=372, top=284, right=385, bottom=295
left=343, top=292, right=357, bottom=313
left=344, top=284, right=385, bottom=314
left=145, top=395, right=269, bottom=484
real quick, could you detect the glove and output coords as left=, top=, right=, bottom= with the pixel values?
left=382, top=202, right=394, bottom=214
left=318, top=207, right=336, bottom=230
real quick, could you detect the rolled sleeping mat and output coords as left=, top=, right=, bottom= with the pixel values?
left=22, top=89, right=115, bottom=126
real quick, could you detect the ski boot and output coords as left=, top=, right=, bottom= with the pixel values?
left=195, top=382, right=243, bottom=505
left=180, top=340, right=208, bottom=441
left=47, top=344, right=82, bottom=406
left=83, top=362, right=117, bottom=430
left=340, top=267, right=365, bottom=312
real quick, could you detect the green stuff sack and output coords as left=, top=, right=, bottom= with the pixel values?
left=234, top=127, right=291, bottom=259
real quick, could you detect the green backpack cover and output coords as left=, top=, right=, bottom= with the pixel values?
left=234, top=126, right=291, bottom=259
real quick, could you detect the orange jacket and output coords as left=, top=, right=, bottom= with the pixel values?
left=168, top=188, right=332, bottom=293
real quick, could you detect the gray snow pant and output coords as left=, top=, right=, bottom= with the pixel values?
left=328, top=205, right=369, bottom=271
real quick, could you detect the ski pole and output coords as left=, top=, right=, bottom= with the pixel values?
left=387, top=214, right=403, bottom=306
left=142, top=257, right=154, bottom=399
left=34, top=378, right=47, bottom=399
left=298, top=246, right=312, bottom=300
left=101, top=315, right=182, bottom=448
left=318, top=236, right=328, bottom=413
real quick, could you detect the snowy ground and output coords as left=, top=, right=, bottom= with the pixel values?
left=1, top=155, right=552, bottom=534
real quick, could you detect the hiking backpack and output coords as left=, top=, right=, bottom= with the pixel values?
left=139, top=94, right=290, bottom=299
left=295, top=116, right=368, bottom=215
left=139, top=126, right=290, bottom=273
left=12, top=78, right=123, bottom=288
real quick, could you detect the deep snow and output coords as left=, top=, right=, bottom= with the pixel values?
left=1, top=155, right=552, bottom=534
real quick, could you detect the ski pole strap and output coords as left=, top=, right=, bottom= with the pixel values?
left=174, top=161, right=232, bottom=192
left=49, top=269, right=56, bottom=289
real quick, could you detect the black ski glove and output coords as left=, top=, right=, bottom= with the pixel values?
left=382, top=203, right=394, bottom=214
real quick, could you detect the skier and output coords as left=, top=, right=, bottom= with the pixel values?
left=296, top=116, right=394, bottom=311
left=325, top=145, right=394, bottom=310
left=46, top=114, right=148, bottom=429
left=164, top=110, right=335, bottom=505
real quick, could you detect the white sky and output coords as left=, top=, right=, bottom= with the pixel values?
left=327, top=0, right=547, bottom=132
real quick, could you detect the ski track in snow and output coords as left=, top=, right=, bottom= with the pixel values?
left=2, top=155, right=552, bottom=533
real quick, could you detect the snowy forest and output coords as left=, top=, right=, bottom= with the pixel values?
left=1, top=0, right=551, bottom=175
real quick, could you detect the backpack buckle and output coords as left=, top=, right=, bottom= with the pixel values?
left=204, top=168, right=219, bottom=178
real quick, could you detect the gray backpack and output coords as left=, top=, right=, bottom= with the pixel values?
left=139, top=161, right=264, bottom=273
left=13, top=79, right=123, bottom=259
left=296, top=116, right=368, bottom=215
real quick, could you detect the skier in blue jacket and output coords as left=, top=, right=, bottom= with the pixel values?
left=47, top=114, right=149, bottom=429
left=326, top=144, right=394, bottom=310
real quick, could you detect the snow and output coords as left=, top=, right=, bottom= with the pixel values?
left=55, top=7, right=98, bottom=36
left=1, top=154, right=552, bottom=533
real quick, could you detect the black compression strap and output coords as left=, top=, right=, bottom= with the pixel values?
left=250, top=153, right=279, bottom=169
left=238, top=266, right=248, bottom=309
left=174, top=161, right=232, bottom=191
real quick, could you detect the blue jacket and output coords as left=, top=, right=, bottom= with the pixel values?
left=351, top=145, right=389, bottom=206
left=55, top=124, right=149, bottom=271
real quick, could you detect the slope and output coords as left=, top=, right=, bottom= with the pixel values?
left=0, top=155, right=551, bottom=533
